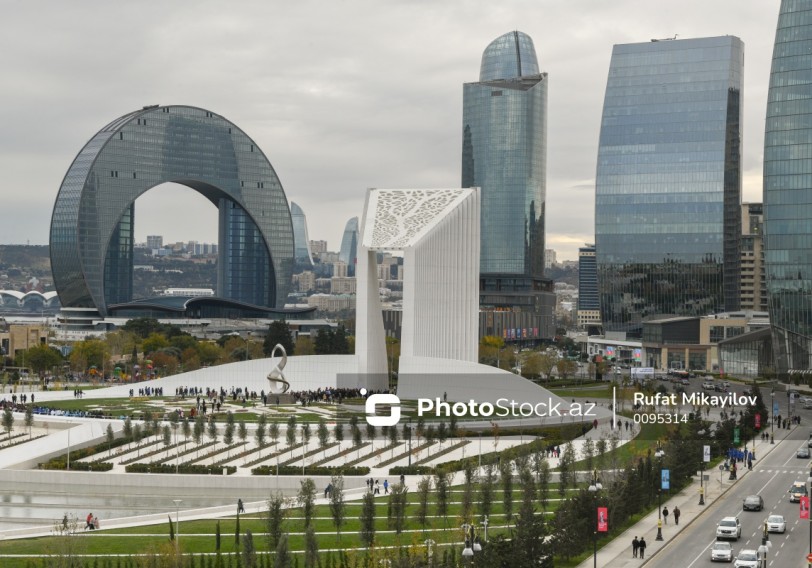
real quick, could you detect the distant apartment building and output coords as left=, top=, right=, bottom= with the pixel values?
left=331, top=277, right=357, bottom=295
left=740, top=203, right=767, bottom=311
left=146, top=235, right=163, bottom=250
left=307, top=293, right=355, bottom=312
left=333, top=261, right=348, bottom=278
left=544, top=249, right=557, bottom=269
left=309, top=240, right=328, bottom=255
left=293, top=271, right=316, bottom=293
left=0, top=324, right=48, bottom=359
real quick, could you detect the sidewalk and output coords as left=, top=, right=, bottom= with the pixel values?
left=575, top=428, right=791, bottom=568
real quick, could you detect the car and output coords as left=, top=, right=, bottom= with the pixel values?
left=722, top=381, right=730, bottom=388
left=789, top=481, right=808, bottom=503
left=733, top=549, right=759, bottom=568
left=798, top=448, right=810, bottom=459
left=703, top=381, right=715, bottom=390
left=766, top=514, right=786, bottom=533
left=715, top=384, right=727, bottom=392
left=710, top=541, right=733, bottom=562
left=805, top=402, right=812, bottom=410
left=742, top=495, right=764, bottom=511
left=716, top=516, right=742, bottom=540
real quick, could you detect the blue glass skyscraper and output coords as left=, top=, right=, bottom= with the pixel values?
left=339, top=217, right=359, bottom=277
left=595, top=36, right=744, bottom=337
left=462, top=31, right=555, bottom=342
left=764, top=0, right=812, bottom=375
left=290, top=201, right=314, bottom=267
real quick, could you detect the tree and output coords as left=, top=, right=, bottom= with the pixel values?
left=500, top=460, right=514, bottom=526
left=207, top=419, right=219, bottom=445
left=513, top=487, right=553, bottom=567
left=479, top=463, right=496, bottom=518
left=359, top=491, right=376, bottom=547
left=556, top=358, right=578, bottom=379
left=242, top=530, right=257, bottom=568
left=286, top=416, right=298, bottom=451
left=461, top=462, right=475, bottom=520
left=264, top=321, right=295, bottom=357
left=437, top=422, right=448, bottom=447
left=123, top=416, right=133, bottom=448
left=559, top=442, right=576, bottom=495
left=303, top=527, right=318, bottom=568
left=297, top=479, right=317, bottom=529
left=300, top=423, right=311, bottom=451
left=274, top=533, right=292, bottom=568
left=537, top=352, right=559, bottom=381
left=266, top=494, right=287, bottom=552
left=224, top=416, right=235, bottom=458
left=255, top=415, right=267, bottom=456
left=388, top=422, right=399, bottom=457
left=387, top=482, right=409, bottom=537
left=416, top=476, right=432, bottom=534
left=538, top=458, right=551, bottom=510
left=182, top=417, right=191, bottom=448
left=2, top=407, right=14, bottom=441
left=435, top=472, right=450, bottom=526
left=317, top=420, right=330, bottom=457
left=365, top=422, right=376, bottom=443
left=333, top=422, right=344, bottom=444
left=268, top=419, right=280, bottom=447
left=163, top=424, right=172, bottom=447
left=18, top=344, right=63, bottom=375
left=193, top=416, right=205, bottom=457
left=25, top=405, right=34, bottom=439
left=238, top=421, right=248, bottom=451
left=328, top=475, right=346, bottom=541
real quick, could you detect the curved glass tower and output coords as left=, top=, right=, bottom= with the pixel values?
left=339, top=217, right=359, bottom=276
left=462, top=31, right=555, bottom=341
left=290, top=201, right=314, bottom=267
left=50, top=105, right=294, bottom=317
left=764, top=0, right=812, bottom=375
left=595, top=36, right=744, bottom=336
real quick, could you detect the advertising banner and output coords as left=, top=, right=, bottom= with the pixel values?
left=597, top=507, right=608, bottom=532
left=755, top=414, right=761, bottom=429
left=661, top=469, right=670, bottom=490
left=801, top=496, right=810, bottom=520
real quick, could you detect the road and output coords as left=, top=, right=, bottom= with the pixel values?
left=646, top=431, right=812, bottom=568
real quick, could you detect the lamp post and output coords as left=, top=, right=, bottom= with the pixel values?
left=482, top=515, right=489, bottom=543
left=172, top=499, right=182, bottom=553
left=758, top=520, right=771, bottom=568
left=655, top=449, right=665, bottom=541
left=461, top=523, right=475, bottom=563
left=424, top=539, right=435, bottom=567
left=770, top=388, right=775, bottom=444
left=588, top=471, right=603, bottom=568
left=698, top=430, right=706, bottom=506
left=407, top=418, right=412, bottom=467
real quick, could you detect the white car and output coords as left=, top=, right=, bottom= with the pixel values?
left=766, top=514, right=786, bottom=533
left=734, top=549, right=759, bottom=568
left=716, top=516, right=742, bottom=540
left=710, top=541, right=733, bottom=562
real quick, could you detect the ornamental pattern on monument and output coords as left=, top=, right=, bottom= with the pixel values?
left=370, top=189, right=468, bottom=249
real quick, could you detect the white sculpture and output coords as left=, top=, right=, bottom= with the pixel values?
left=266, top=344, right=290, bottom=394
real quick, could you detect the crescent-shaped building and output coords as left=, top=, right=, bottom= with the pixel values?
left=49, top=105, right=294, bottom=319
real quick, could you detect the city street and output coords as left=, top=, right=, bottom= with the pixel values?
left=647, top=434, right=812, bottom=568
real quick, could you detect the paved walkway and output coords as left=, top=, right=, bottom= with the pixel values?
left=575, top=428, right=791, bottom=568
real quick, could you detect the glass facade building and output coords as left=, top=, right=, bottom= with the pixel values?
left=764, top=0, right=812, bottom=376
left=339, top=217, right=359, bottom=277
left=50, top=105, right=294, bottom=317
left=462, top=31, right=555, bottom=341
left=595, top=36, right=744, bottom=337
left=290, top=201, right=314, bottom=267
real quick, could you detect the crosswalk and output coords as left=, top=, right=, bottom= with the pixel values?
left=755, top=468, right=810, bottom=474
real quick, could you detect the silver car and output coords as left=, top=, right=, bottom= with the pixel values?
left=766, top=514, right=786, bottom=533
left=734, top=549, right=759, bottom=568
left=711, top=541, right=733, bottom=562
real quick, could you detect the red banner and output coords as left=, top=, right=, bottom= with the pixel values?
left=597, top=507, right=608, bottom=532
left=755, top=414, right=761, bottom=429
left=801, top=496, right=810, bottom=520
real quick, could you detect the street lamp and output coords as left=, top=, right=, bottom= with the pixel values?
left=482, top=515, right=489, bottom=543
left=407, top=418, right=412, bottom=467
left=588, top=471, right=603, bottom=568
left=770, top=388, right=775, bottom=444
left=461, top=523, right=476, bottom=561
left=424, top=539, right=436, bottom=567
left=172, top=499, right=182, bottom=553
left=698, top=430, right=706, bottom=506
left=655, top=449, right=665, bottom=541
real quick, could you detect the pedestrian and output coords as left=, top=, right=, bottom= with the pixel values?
left=85, top=512, right=94, bottom=531
left=238, top=498, right=245, bottom=514
left=399, top=473, right=405, bottom=485
left=383, top=479, right=389, bottom=494
left=62, top=514, right=69, bottom=531
left=374, top=480, right=380, bottom=495
left=93, top=515, right=100, bottom=530
left=673, top=505, right=681, bottom=525
left=662, top=506, right=669, bottom=524
left=324, top=483, right=332, bottom=498
left=639, top=537, right=647, bottom=559
left=632, top=536, right=639, bottom=558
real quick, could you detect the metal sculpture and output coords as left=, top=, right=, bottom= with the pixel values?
left=266, top=344, right=290, bottom=394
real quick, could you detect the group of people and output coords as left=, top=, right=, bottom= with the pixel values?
left=631, top=536, right=647, bottom=558
left=367, top=478, right=389, bottom=495
left=661, top=505, right=680, bottom=524
left=84, top=512, right=100, bottom=531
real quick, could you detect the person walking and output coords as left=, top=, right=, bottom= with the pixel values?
left=383, top=479, right=389, bottom=494
left=632, top=536, right=640, bottom=558
left=639, top=537, right=647, bottom=559
left=237, top=499, right=245, bottom=514
left=374, top=480, right=380, bottom=495
left=673, top=505, right=681, bottom=525
left=662, top=506, right=669, bottom=524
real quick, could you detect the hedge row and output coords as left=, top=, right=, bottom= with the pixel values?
left=39, top=460, right=113, bottom=472
left=125, top=463, right=237, bottom=475
left=251, top=465, right=370, bottom=476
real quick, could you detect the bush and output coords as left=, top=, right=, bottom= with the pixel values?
left=39, top=459, right=113, bottom=472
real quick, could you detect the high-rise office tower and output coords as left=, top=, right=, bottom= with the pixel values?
left=740, top=203, right=767, bottom=312
left=764, top=0, right=812, bottom=375
left=578, top=244, right=601, bottom=332
left=290, top=202, right=314, bottom=267
left=462, top=30, right=555, bottom=342
left=339, top=217, right=359, bottom=277
left=595, top=36, right=743, bottom=337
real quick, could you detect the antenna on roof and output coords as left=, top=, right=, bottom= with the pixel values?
left=651, top=34, right=678, bottom=42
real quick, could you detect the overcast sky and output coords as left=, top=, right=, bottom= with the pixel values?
left=0, top=0, right=780, bottom=261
